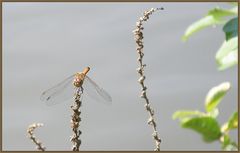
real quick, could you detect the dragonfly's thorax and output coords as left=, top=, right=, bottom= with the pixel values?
left=73, top=73, right=85, bottom=87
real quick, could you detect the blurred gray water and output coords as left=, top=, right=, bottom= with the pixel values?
left=3, top=2, right=238, bottom=151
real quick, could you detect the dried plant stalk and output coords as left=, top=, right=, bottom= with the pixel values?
left=133, top=8, right=163, bottom=151
left=70, top=88, right=83, bottom=151
left=27, top=123, right=46, bottom=151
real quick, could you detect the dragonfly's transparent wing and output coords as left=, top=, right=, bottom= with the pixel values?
left=83, top=75, right=112, bottom=105
left=40, top=75, right=76, bottom=106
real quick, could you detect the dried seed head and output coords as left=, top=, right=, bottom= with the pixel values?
left=134, top=8, right=163, bottom=151
left=147, top=117, right=154, bottom=125
left=27, top=123, right=45, bottom=151
left=138, top=76, right=146, bottom=83
left=152, top=131, right=158, bottom=138
left=141, top=90, right=147, bottom=98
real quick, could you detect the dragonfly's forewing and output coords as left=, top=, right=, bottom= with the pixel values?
left=83, top=75, right=112, bottom=105
left=40, top=75, right=76, bottom=106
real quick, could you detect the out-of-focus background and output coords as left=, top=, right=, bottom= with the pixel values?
left=2, top=2, right=238, bottom=151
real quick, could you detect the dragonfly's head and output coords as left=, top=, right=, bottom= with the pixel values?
left=73, top=67, right=90, bottom=87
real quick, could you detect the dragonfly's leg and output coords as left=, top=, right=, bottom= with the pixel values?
left=80, top=86, right=84, bottom=94
left=75, top=87, right=84, bottom=95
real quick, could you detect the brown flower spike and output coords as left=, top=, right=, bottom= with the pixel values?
left=133, top=8, right=164, bottom=151
left=27, top=123, right=46, bottom=151
left=70, top=88, right=82, bottom=151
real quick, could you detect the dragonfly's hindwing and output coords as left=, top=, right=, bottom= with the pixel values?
left=83, top=75, right=112, bottom=105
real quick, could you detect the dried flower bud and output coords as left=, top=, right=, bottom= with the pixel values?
left=138, top=76, right=146, bottom=83
left=136, top=67, right=142, bottom=73
left=147, top=117, right=154, bottom=125
left=145, top=103, right=150, bottom=110
left=150, top=108, right=154, bottom=116
left=152, top=131, right=158, bottom=138
left=141, top=90, right=147, bottom=98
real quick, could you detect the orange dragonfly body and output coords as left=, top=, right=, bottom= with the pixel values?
left=40, top=67, right=112, bottom=106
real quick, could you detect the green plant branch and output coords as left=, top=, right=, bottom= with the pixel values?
left=27, top=123, right=46, bottom=151
left=173, top=82, right=238, bottom=150
left=133, top=7, right=163, bottom=151
left=177, top=4, right=238, bottom=149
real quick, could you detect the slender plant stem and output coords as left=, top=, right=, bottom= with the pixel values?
left=133, top=8, right=164, bottom=151
left=27, top=123, right=46, bottom=151
left=70, top=87, right=83, bottom=151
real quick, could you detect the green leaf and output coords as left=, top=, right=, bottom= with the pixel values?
left=207, top=108, right=219, bottom=118
left=182, top=117, right=222, bottom=142
left=216, top=36, right=238, bottom=71
left=221, top=134, right=238, bottom=150
left=205, top=82, right=231, bottom=112
left=182, top=7, right=237, bottom=41
left=182, top=16, right=223, bottom=41
left=221, top=134, right=231, bottom=149
left=172, top=110, right=205, bottom=121
left=220, top=111, right=237, bottom=133
left=228, top=111, right=238, bottom=130
left=223, top=17, right=238, bottom=40
left=208, top=7, right=237, bottom=17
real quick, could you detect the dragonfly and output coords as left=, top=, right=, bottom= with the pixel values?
left=40, top=67, right=112, bottom=106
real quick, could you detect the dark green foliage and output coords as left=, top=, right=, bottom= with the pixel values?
left=182, top=117, right=221, bottom=142
left=223, top=17, right=238, bottom=41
